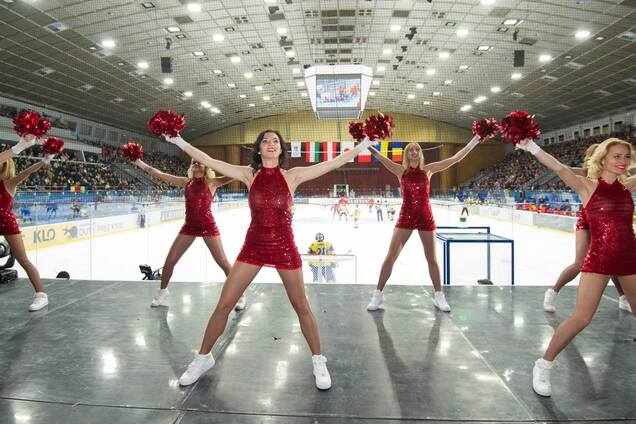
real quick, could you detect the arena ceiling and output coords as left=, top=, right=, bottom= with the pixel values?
left=0, top=0, right=634, bottom=139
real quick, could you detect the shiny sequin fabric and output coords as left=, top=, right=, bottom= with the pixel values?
left=236, top=167, right=301, bottom=269
left=581, top=178, right=636, bottom=275
left=575, top=208, right=589, bottom=231
left=395, top=167, right=436, bottom=231
left=179, top=177, right=220, bottom=237
left=0, top=180, right=20, bottom=235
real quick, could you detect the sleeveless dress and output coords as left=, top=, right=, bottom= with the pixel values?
left=179, top=177, right=220, bottom=237
left=581, top=178, right=636, bottom=275
left=395, top=167, right=436, bottom=231
left=575, top=208, right=589, bottom=230
left=236, top=167, right=301, bottom=269
left=0, top=180, right=20, bottom=235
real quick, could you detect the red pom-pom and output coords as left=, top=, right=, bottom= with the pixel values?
left=42, top=137, right=65, bottom=155
left=349, top=121, right=365, bottom=141
left=472, top=118, right=499, bottom=141
left=364, top=113, right=394, bottom=140
left=121, top=142, right=143, bottom=161
left=498, top=110, right=541, bottom=144
left=148, top=110, right=185, bottom=137
left=13, top=111, right=51, bottom=138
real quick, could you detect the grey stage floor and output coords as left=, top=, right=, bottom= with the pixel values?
left=0, top=279, right=635, bottom=424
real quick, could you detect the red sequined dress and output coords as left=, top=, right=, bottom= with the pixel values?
left=575, top=208, right=589, bottom=231
left=0, top=180, right=20, bottom=235
left=581, top=178, right=636, bottom=275
left=395, top=167, right=436, bottom=231
left=179, top=177, right=220, bottom=237
left=236, top=166, right=301, bottom=269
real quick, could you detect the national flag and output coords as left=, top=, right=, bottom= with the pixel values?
left=372, top=141, right=390, bottom=162
left=291, top=141, right=302, bottom=158
left=304, top=141, right=321, bottom=162
left=340, top=141, right=354, bottom=162
left=391, top=142, right=403, bottom=162
left=357, top=144, right=372, bottom=163
left=321, top=141, right=338, bottom=161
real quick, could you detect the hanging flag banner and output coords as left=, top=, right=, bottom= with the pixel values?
left=291, top=141, right=301, bottom=158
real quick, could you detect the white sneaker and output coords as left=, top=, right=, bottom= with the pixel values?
left=532, top=358, right=552, bottom=397
left=366, top=290, right=384, bottom=311
left=150, top=288, right=169, bottom=307
left=28, top=292, right=48, bottom=312
left=179, top=352, right=216, bottom=386
left=433, top=291, right=451, bottom=312
left=312, top=355, right=331, bottom=390
left=618, top=295, right=632, bottom=312
left=543, top=288, right=557, bottom=312
left=234, top=295, right=247, bottom=311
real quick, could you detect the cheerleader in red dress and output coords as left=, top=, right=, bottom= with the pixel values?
left=1, top=135, right=51, bottom=311
left=517, top=137, right=636, bottom=397
left=366, top=137, right=482, bottom=313
left=133, top=158, right=244, bottom=309
left=165, top=129, right=376, bottom=390
left=543, top=144, right=629, bottom=312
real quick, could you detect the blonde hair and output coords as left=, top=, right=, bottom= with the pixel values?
left=581, top=143, right=598, bottom=173
left=0, top=159, right=16, bottom=180
left=586, top=137, right=635, bottom=182
left=401, top=142, right=426, bottom=170
left=187, top=159, right=215, bottom=183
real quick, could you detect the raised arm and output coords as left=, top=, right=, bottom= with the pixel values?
left=211, top=176, right=233, bottom=188
left=425, top=136, right=480, bottom=175
left=623, top=164, right=636, bottom=192
left=368, top=146, right=403, bottom=177
left=285, top=138, right=375, bottom=189
left=517, top=139, right=588, bottom=194
left=570, top=167, right=586, bottom=176
left=165, top=136, right=252, bottom=185
left=5, top=158, right=45, bottom=193
left=134, top=159, right=188, bottom=187
left=1, top=135, right=37, bottom=163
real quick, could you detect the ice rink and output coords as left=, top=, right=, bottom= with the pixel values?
left=15, top=201, right=598, bottom=288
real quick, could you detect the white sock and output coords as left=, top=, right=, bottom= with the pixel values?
left=538, top=358, right=553, bottom=368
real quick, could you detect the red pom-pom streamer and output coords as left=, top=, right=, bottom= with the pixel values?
left=348, top=121, right=365, bottom=141
left=121, top=142, right=143, bottom=161
left=148, top=110, right=186, bottom=137
left=13, top=111, right=51, bottom=138
left=498, top=110, right=541, bottom=144
left=472, top=118, right=499, bottom=141
left=42, top=137, right=65, bottom=155
left=364, top=113, right=394, bottom=140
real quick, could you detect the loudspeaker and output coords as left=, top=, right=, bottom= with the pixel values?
left=161, top=57, right=173, bottom=73
left=513, top=50, right=525, bottom=67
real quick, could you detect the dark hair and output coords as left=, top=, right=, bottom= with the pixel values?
left=250, top=129, right=288, bottom=173
left=56, top=271, right=70, bottom=279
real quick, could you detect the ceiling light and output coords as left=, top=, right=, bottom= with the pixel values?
left=212, top=34, right=224, bottom=42
left=263, top=96, right=270, bottom=101
left=423, top=101, right=431, bottom=105
left=426, top=68, right=436, bottom=76
left=461, top=105, right=472, bottom=111
left=458, top=65, right=470, bottom=71
left=491, top=86, right=501, bottom=93
left=503, top=19, right=519, bottom=25
left=369, top=91, right=376, bottom=96
left=276, top=27, right=288, bottom=35
left=239, top=94, right=246, bottom=98
left=264, top=0, right=277, bottom=3
left=285, top=50, right=295, bottom=57
left=595, top=36, right=605, bottom=41
left=481, top=0, right=495, bottom=4
left=438, top=51, right=450, bottom=59
left=176, top=34, right=186, bottom=39
left=101, top=39, right=116, bottom=48
left=477, top=45, right=492, bottom=51
left=255, top=85, right=263, bottom=91
left=432, top=91, right=441, bottom=96
left=212, top=69, right=222, bottom=74
left=292, top=68, right=300, bottom=74
left=382, top=48, right=392, bottom=55
left=141, top=2, right=155, bottom=8
left=456, top=29, right=469, bottom=37
left=248, top=103, right=255, bottom=107
left=187, top=3, right=201, bottom=12
left=200, top=101, right=210, bottom=107
left=183, top=91, right=193, bottom=97
left=372, top=80, right=380, bottom=86
left=416, top=83, right=424, bottom=89
left=511, top=72, right=522, bottom=80
left=297, top=81, right=305, bottom=87
left=193, top=51, right=205, bottom=56
left=166, top=26, right=181, bottom=33
left=163, top=78, right=173, bottom=85
left=230, top=56, right=241, bottom=63
left=497, top=26, right=509, bottom=32
left=575, top=30, right=590, bottom=39
left=244, top=72, right=253, bottom=79
left=376, top=65, right=386, bottom=72
left=443, top=80, right=453, bottom=85
left=301, top=92, right=307, bottom=97
left=227, top=83, right=236, bottom=88
left=210, top=107, right=220, bottom=114
left=538, top=54, right=552, bottom=63
left=136, top=61, right=149, bottom=69
left=407, top=94, right=415, bottom=99
left=474, top=96, right=487, bottom=103
left=390, top=25, right=401, bottom=32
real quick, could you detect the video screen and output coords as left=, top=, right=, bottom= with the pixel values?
left=316, top=76, right=361, bottom=108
